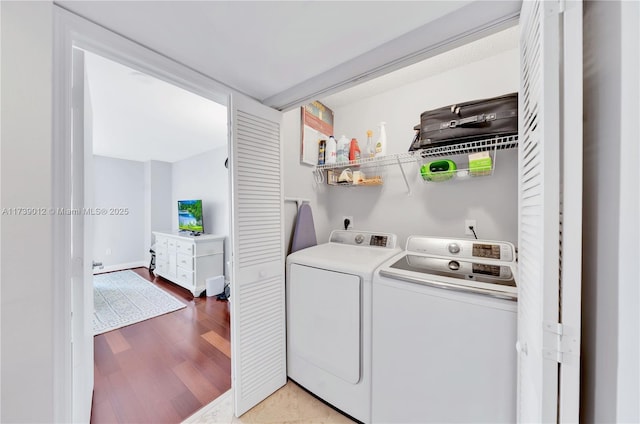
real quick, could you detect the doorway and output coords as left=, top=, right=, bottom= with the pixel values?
left=83, top=50, right=230, bottom=279
left=76, top=47, right=232, bottom=422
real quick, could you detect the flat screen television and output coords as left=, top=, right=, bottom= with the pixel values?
left=178, top=199, right=204, bottom=234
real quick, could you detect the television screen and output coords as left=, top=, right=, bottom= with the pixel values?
left=178, top=199, right=204, bottom=233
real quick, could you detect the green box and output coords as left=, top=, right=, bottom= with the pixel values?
left=468, top=152, right=492, bottom=176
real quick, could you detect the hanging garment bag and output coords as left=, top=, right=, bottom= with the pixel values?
left=409, top=92, right=518, bottom=151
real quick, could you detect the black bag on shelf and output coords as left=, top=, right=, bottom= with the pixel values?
left=409, top=92, right=518, bottom=151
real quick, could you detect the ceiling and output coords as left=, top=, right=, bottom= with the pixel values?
left=69, top=1, right=520, bottom=163
left=85, top=51, right=228, bottom=163
left=56, top=1, right=496, bottom=104
left=321, top=25, right=519, bottom=109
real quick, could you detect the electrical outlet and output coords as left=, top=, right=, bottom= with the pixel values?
left=106, top=248, right=112, bottom=256
left=465, top=219, right=477, bottom=236
left=343, top=216, right=354, bottom=230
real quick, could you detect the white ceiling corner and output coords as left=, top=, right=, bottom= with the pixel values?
left=85, top=51, right=227, bottom=163
left=320, top=25, right=520, bottom=109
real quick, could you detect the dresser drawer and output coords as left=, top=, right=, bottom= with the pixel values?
left=156, top=261, right=167, bottom=275
left=167, top=238, right=177, bottom=251
left=177, top=269, right=194, bottom=287
left=155, top=236, right=168, bottom=249
left=155, top=247, right=168, bottom=262
left=176, top=253, right=194, bottom=271
left=176, top=240, right=194, bottom=255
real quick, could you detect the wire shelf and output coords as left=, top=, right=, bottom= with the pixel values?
left=416, top=134, right=518, bottom=158
left=314, top=134, right=518, bottom=172
left=313, top=134, right=518, bottom=191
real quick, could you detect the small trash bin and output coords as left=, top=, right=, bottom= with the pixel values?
left=206, top=275, right=225, bottom=297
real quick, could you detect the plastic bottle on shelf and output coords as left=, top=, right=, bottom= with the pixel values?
left=337, top=135, right=350, bottom=163
left=349, top=138, right=361, bottom=161
left=317, top=139, right=326, bottom=165
left=366, top=130, right=375, bottom=158
left=325, top=135, right=337, bottom=164
left=375, top=122, right=387, bottom=157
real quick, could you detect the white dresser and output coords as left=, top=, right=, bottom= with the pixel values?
left=153, top=231, right=225, bottom=297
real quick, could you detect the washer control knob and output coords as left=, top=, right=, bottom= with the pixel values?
left=448, top=260, right=460, bottom=271
left=355, top=234, right=365, bottom=244
left=448, top=243, right=461, bottom=254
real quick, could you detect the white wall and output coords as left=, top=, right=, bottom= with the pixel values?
left=172, top=146, right=230, bottom=277
left=93, top=152, right=228, bottom=275
left=144, top=160, right=173, bottom=264
left=284, top=48, right=519, bottom=250
left=92, top=150, right=229, bottom=276
left=283, top=110, right=333, bottom=253
left=616, top=2, right=640, bottom=420
left=0, top=1, right=55, bottom=422
left=92, top=156, right=146, bottom=270
left=582, top=2, right=640, bottom=422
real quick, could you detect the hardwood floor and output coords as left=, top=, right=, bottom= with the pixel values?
left=91, top=267, right=231, bottom=423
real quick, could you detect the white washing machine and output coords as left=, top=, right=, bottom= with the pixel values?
left=286, top=230, right=400, bottom=424
left=372, top=236, right=518, bottom=424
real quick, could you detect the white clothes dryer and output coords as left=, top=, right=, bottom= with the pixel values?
left=286, top=230, right=400, bottom=424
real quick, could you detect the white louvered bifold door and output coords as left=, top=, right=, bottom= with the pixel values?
left=229, top=94, right=286, bottom=417
left=518, top=1, right=561, bottom=422
left=558, top=1, right=583, bottom=421
left=518, top=1, right=583, bottom=422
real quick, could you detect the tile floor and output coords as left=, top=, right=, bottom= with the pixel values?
left=183, top=381, right=356, bottom=424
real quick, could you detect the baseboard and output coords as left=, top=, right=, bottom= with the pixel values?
left=93, top=261, right=147, bottom=275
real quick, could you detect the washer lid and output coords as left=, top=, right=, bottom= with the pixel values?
left=287, top=242, right=401, bottom=277
left=376, top=248, right=518, bottom=301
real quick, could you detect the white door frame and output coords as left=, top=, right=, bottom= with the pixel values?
left=52, top=6, right=238, bottom=422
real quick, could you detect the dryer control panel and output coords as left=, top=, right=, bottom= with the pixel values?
left=330, top=230, right=397, bottom=249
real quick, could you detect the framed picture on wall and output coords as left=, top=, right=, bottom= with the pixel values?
left=300, top=101, right=334, bottom=166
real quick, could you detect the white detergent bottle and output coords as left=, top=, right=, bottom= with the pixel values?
left=375, top=122, right=387, bottom=157
left=337, top=135, right=350, bottom=162
left=325, top=135, right=337, bottom=164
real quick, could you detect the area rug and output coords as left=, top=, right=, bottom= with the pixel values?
left=93, top=269, right=186, bottom=335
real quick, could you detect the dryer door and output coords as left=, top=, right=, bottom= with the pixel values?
left=288, top=264, right=361, bottom=384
